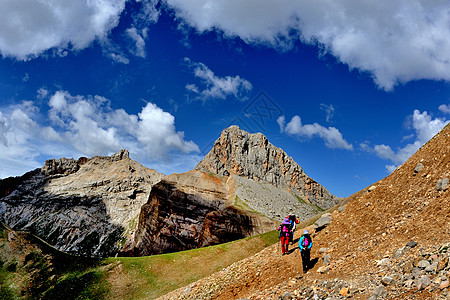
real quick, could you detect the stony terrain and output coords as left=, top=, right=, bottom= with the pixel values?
left=0, top=150, right=163, bottom=257
left=196, top=125, right=340, bottom=210
left=160, top=124, right=450, bottom=299
left=233, top=175, right=323, bottom=221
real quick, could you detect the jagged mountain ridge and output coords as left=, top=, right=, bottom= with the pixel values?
left=196, top=125, right=340, bottom=210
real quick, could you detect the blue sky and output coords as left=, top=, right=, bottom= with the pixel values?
left=1, top=0, right=450, bottom=197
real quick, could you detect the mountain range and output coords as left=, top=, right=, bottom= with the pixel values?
left=0, top=125, right=338, bottom=257
left=1, top=124, right=449, bottom=298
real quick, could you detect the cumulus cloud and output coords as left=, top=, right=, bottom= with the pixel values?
left=363, top=109, right=449, bottom=172
left=48, top=91, right=199, bottom=158
left=185, top=57, right=253, bottom=101
left=0, top=90, right=199, bottom=178
left=278, top=115, right=353, bottom=150
left=165, top=0, right=450, bottom=90
left=0, top=0, right=126, bottom=59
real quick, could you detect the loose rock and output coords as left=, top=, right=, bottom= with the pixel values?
left=417, top=275, right=431, bottom=290
left=414, top=163, right=424, bottom=173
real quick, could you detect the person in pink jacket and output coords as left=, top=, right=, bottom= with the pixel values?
left=277, top=218, right=292, bottom=255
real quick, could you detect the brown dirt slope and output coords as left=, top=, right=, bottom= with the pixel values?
left=159, top=125, right=450, bottom=299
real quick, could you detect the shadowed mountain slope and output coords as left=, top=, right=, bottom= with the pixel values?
left=124, top=170, right=275, bottom=256
left=0, top=150, right=163, bottom=257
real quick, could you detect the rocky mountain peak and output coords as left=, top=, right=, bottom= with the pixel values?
left=111, top=149, right=130, bottom=161
left=41, top=149, right=130, bottom=177
left=196, top=125, right=340, bottom=210
left=0, top=150, right=163, bottom=257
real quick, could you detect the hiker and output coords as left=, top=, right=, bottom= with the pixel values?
left=277, top=217, right=292, bottom=255
left=287, top=213, right=299, bottom=245
left=299, top=229, right=312, bottom=272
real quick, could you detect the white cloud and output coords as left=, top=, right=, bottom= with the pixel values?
left=185, top=58, right=253, bottom=101
left=373, top=144, right=396, bottom=161
left=0, top=0, right=126, bottom=60
left=165, top=0, right=450, bottom=90
left=279, top=115, right=353, bottom=150
left=439, top=104, right=450, bottom=114
left=134, top=0, right=160, bottom=25
left=320, top=103, right=335, bottom=123
left=126, top=27, right=147, bottom=58
left=37, top=88, right=49, bottom=100
left=109, top=52, right=130, bottom=64
left=365, top=108, right=449, bottom=172
left=47, top=91, right=199, bottom=158
left=385, top=165, right=397, bottom=174
left=276, top=115, right=286, bottom=132
left=0, top=90, right=200, bottom=178
left=0, top=112, right=8, bottom=146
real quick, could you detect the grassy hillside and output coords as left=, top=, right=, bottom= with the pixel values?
left=0, top=223, right=279, bottom=300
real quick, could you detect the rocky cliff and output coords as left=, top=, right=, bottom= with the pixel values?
left=0, top=150, right=163, bottom=257
left=196, top=125, right=340, bottom=210
left=123, top=170, right=275, bottom=256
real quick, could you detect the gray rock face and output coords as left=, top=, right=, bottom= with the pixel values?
left=0, top=150, right=163, bottom=257
left=196, top=126, right=341, bottom=210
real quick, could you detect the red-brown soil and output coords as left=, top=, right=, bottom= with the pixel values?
left=159, top=125, right=450, bottom=299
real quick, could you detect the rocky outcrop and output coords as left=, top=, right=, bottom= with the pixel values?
left=196, top=126, right=340, bottom=210
left=125, top=170, right=275, bottom=256
left=0, top=150, right=163, bottom=257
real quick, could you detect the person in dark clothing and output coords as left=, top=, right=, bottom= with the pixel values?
left=287, top=213, right=299, bottom=245
left=298, top=229, right=312, bottom=272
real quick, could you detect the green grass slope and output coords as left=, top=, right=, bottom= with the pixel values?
left=0, top=223, right=279, bottom=300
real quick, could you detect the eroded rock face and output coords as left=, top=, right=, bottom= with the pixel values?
left=0, top=150, right=163, bottom=257
left=125, top=170, right=274, bottom=256
left=196, top=126, right=340, bottom=209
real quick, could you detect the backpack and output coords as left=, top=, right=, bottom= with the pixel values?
left=301, top=236, right=310, bottom=248
left=279, top=223, right=291, bottom=237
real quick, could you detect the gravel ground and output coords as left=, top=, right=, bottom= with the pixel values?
left=234, top=175, right=322, bottom=221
